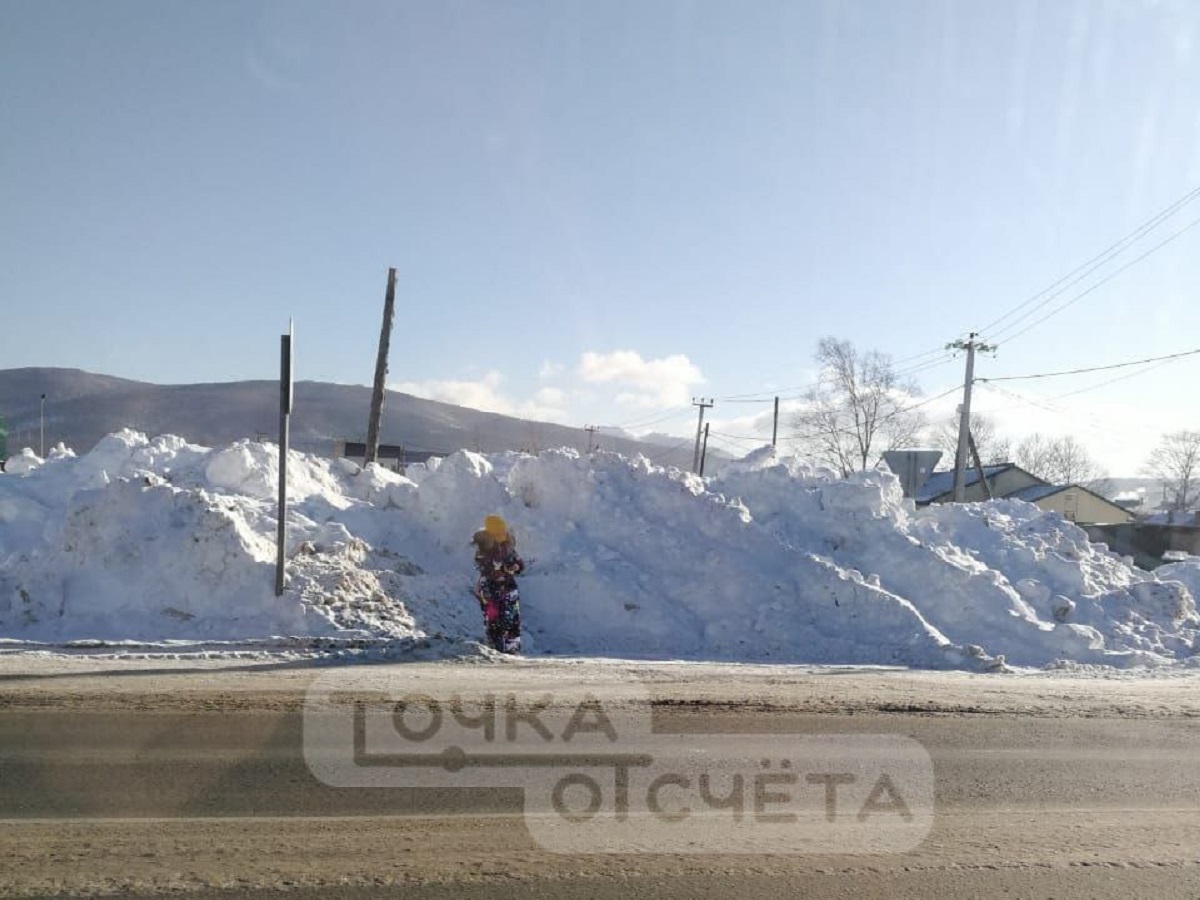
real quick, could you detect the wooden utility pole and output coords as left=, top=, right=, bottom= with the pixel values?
left=699, top=422, right=711, bottom=476
left=583, top=425, right=599, bottom=453
left=947, top=333, right=995, bottom=502
left=691, top=397, right=714, bottom=473
left=365, top=267, right=397, bottom=466
left=771, top=396, right=780, bottom=448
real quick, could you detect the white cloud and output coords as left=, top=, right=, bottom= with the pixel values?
left=578, top=350, right=704, bottom=408
left=535, top=386, right=565, bottom=405
left=538, top=360, right=565, bottom=380
left=391, top=371, right=566, bottom=422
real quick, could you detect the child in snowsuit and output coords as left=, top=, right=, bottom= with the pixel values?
left=472, top=515, right=524, bottom=654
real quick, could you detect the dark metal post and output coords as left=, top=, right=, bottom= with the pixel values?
left=276, top=327, right=293, bottom=596
left=39, top=394, right=45, bottom=457
left=772, top=396, right=779, bottom=448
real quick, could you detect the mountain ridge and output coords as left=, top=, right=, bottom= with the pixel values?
left=0, top=367, right=708, bottom=469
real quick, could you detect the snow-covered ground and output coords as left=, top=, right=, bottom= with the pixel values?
left=1, top=430, right=1199, bottom=671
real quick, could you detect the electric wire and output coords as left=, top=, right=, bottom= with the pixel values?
left=993, top=214, right=1200, bottom=346
left=607, top=404, right=695, bottom=431
left=974, top=382, right=1151, bottom=449
left=979, top=183, right=1200, bottom=338
left=978, top=347, right=1200, bottom=383
left=717, top=345, right=952, bottom=404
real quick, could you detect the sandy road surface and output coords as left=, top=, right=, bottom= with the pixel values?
left=2, top=655, right=1200, bottom=898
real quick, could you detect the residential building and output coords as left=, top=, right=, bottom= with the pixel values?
left=907, top=462, right=1134, bottom=525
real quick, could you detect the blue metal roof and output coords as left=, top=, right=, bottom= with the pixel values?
left=915, top=464, right=1013, bottom=503
left=1006, top=484, right=1066, bottom=503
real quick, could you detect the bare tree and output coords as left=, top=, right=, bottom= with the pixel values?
left=1014, top=433, right=1056, bottom=479
left=791, top=337, right=928, bottom=477
left=1015, top=434, right=1110, bottom=494
left=929, top=413, right=1011, bottom=468
left=1053, top=436, right=1112, bottom=495
left=1145, top=430, right=1200, bottom=512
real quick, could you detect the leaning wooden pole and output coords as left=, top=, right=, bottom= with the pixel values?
left=365, top=267, right=397, bottom=466
left=968, top=430, right=993, bottom=500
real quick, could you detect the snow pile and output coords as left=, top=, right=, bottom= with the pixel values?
left=1, top=432, right=1197, bottom=669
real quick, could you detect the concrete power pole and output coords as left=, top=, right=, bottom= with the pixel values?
left=583, top=425, right=599, bottom=453
left=691, top=397, right=714, bottom=473
left=947, top=333, right=995, bottom=502
left=699, top=422, right=711, bottom=476
left=365, top=267, right=397, bottom=466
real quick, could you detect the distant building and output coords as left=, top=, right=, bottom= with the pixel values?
left=1112, top=490, right=1144, bottom=510
left=333, top=439, right=441, bottom=473
left=906, top=462, right=1134, bottom=525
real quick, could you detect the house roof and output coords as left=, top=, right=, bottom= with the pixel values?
left=915, top=464, right=1016, bottom=503
left=1006, top=484, right=1068, bottom=503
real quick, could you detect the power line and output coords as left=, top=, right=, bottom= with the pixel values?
left=993, top=214, right=1200, bottom=348
left=766, top=358, right=953, bottom=406
left=644, top=436, right=696, bottom=464
left=1047, top=355, right=1186, bottom=402
left=717, top=383, right=813, bottom=403
left=707, top=433, right=760, bottom=450
left=974, top=382, right=1151, bottom=449
left=890, top=345, right=956, bottom=367
left=893, top=353, right=959, bottom=380
left=978, top=347, right=1200, bottom=383
left=705, top=435, right=760, bottom=457
left=716, top=345, right=952, bottom=404
left=709, top=429, right=771, bottom=443
left=971, top=353, right=1187, bottom=411
left=608, top=404, right=694, bottom=431
left=980, top=183, right=1200, bottom=338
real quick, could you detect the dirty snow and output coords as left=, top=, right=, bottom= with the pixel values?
left=1, top=431, right=1197, bottom=671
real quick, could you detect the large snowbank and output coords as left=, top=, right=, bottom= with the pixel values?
left=1, top=432, right=1197, bottom=670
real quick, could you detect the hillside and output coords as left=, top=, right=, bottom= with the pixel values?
left=0, top=368, right=702, bottom=468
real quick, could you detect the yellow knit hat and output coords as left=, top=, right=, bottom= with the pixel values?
left=483, top=515, right=508, bottom=540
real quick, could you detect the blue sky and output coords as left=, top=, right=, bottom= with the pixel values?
left=3, top=0, right=1199, bottom=474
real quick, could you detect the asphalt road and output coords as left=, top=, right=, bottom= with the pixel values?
left=2, top=664, right=1200, bottom=898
